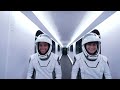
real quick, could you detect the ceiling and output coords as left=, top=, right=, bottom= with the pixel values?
left=21, top=11, right=116, bottom=47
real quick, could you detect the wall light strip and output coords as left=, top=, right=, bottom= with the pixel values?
left=32, top=11, right=63, bottom=47
left=67, top=11, right=104, bottom=47
left=93, top=11, right=120, bottom=36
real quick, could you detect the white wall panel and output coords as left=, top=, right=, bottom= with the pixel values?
left=0, top=11, right=39, bottom=79
left=5, top=11, right=40, bottom=79
left=0, top=11, right=10, bottom=79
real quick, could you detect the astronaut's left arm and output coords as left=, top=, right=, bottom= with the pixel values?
left=54, top=57, right=62, bottom=79
left=104, top=61, right=112, bottom=79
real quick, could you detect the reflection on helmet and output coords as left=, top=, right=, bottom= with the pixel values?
left=35, top=34, right=52, bottom=60
left=82, top=33, right=101, bottom=61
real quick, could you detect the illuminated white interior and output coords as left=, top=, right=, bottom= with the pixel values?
left=12, top=11, right=40, bottom=35
left=67, top=11, right=104, bottom=47
left=92, top=11, right=120, bottom=36
left=32, top=11, right=63, bottom=47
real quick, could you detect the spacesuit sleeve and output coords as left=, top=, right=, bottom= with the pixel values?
left=71, top=56, right=80, bottom=79
left=27, top=57, right=34, bottom=79
left=55, top=57, right=62, bottom=79
left=104, top=60, right=112, bottom=79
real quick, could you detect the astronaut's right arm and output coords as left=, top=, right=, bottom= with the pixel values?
left=27, top=57, right=34, bottom=79
left=71, top=57, right=80, bottom=79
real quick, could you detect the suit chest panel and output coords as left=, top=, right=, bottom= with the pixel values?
left=79, top=58, right=104, bottom=78
left=33, top=55, right=56, bottom=73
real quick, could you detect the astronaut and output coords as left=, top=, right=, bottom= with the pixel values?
left=27, top=34, right=62, bottom=79
left=71, top=33, right=112, bottom=79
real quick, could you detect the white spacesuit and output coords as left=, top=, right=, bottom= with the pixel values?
left=27, top=34, right=62, bottom=79
left=71, top=33, right=112, bottom=79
